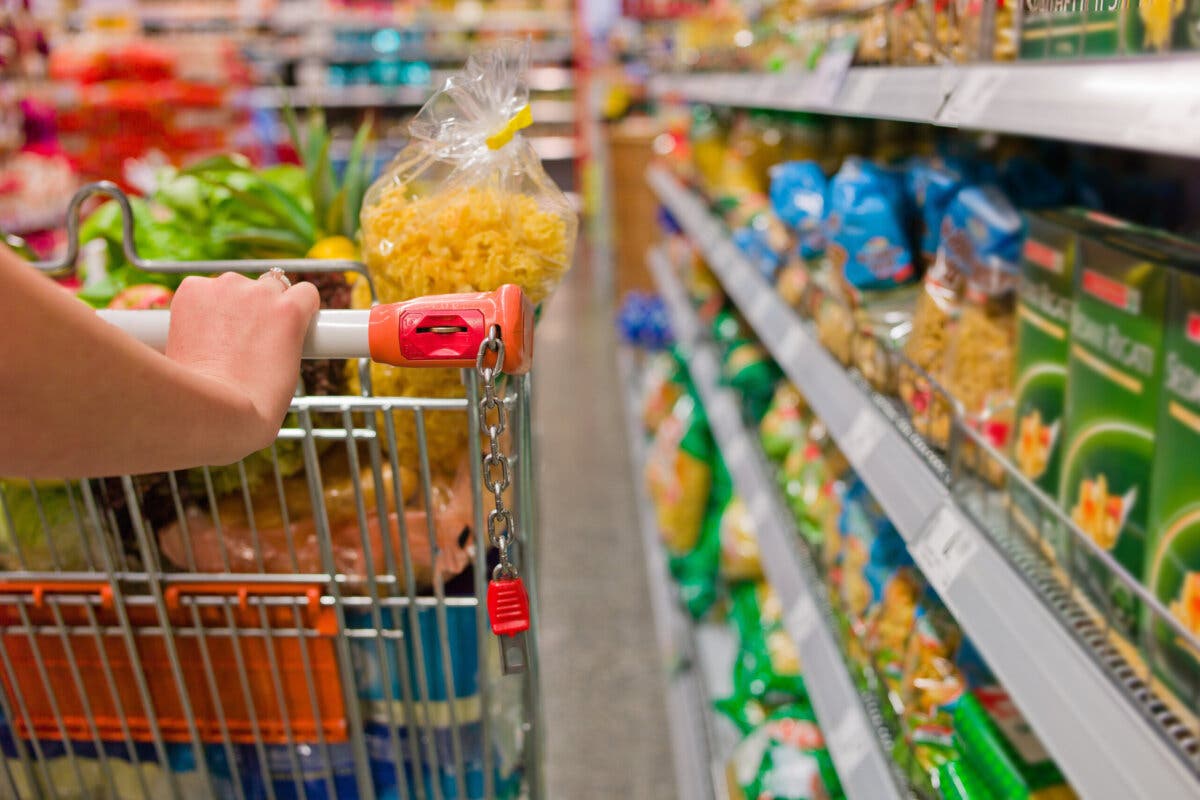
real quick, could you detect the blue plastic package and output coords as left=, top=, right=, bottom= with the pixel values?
left=823, top=158, right=916, bottom=292
left=0, top=714, right=236, bottom=798
left=732, top=226, right=783, bottom=281
left=238, top=741, right=357, bottom=800
left=906, top=159, right=964, bottom=262
left=345, top=605, right=518, bottom=800
left=617, top=292, right=673, bottom=350
left=768, top=160, right=827, bottom=258
left=934, top=185, right=1024, bottom=296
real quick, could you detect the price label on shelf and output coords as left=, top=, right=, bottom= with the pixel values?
left=839, top=408, right=886, bottom=467
left=829, top=710, right=871, bottom=777
left=938, top=68, right=1005, bottom=127
left=914, top=505, right=979, bottom=595
left=806, top=35, right=859, bottom=108
left=785, top=592, right=820, bottom=650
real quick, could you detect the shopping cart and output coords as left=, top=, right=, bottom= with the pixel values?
left=0, top=183, right=544, bottom=800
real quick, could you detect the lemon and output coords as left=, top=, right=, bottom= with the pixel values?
left=306, top=235, right=361, bottom=283
left=306, top=235, right=357, bottom=260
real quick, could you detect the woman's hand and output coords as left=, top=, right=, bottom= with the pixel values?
left=0, top=245, right=323, bottom=478
left=166, top=272, right=320, bottom=453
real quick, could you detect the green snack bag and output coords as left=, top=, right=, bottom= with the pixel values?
left=1011, top=212, right=1077, bottom=540
left=671, top=455, right=733, bottom=619
left=646, top=392, right=714, bottom=556
left=937, top=760, right=996, bottom=800
left=1145, top=268, right=1200, bottom=708
left=953, top=689, right=1070, bottom=799
left=673, top=511, right=722, bottom=619
left=760, top=383, right=809, bottom=462
left=729, top=704, right=844, bottom=800
left=1059, top=213, right=1172, bottom=638
left=725, top=340, right=783, bottom=422
left=713, top=309, right=749, bottom=350
left=728, top=584, right=809, bottom=709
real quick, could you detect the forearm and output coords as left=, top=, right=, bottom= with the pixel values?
left=0, top=251, right=279, bottom=478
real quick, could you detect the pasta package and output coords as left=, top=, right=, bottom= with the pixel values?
left=1146, top=269, right=1200, bottom=715
left=356, top=43, right=577, bottom=475
left=900, top=186, right=1023, bottom=448
left=768, top=160, right=827, bottom=260
left=1059, top=214, right=1174, bottom=641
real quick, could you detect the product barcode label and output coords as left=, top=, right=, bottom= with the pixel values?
left=839, top=408, right=886, bottom=466
left=915, top=505, right=979, bottom=594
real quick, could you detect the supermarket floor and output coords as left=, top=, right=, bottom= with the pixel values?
left=533, top=248, right=678, bottom=799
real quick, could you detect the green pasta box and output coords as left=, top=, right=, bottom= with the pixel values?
left=1145, top=269, right=1200, bottom=707
left=1059, top=213, right=1171, bottom=638
left=1019, top=0, right=1127, bottom=59
left=1011, top=212, right=1077, bottom=536
left=1018, top=0, right=1194, bottom=58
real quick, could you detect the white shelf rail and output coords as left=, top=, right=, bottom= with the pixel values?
left=649, top=57, right=1200, bottom=158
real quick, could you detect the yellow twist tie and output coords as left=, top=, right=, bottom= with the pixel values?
left=486, top=105, right=534, bottom=151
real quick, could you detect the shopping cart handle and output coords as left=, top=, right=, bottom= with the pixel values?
left=97, top=284, right=535, bottom=374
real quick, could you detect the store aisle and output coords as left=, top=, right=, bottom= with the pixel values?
left=533, top=253, right=678, bottom=799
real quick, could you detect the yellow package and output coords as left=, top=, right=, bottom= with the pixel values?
left=719, top=497, right=764, bottom=583
left=645, top=395, right=714, bottom=555
left=355, top=42, right=577, bottom=476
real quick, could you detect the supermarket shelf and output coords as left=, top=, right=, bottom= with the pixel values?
left=619, top=347, right=739, bottom=800
left=244, top=87, right=575, bottom=112
left=245, top=72, right=574, bottom=110
left=649, top=57, right=1200, bottom=158
left=244, top=40, right=574, bottom=66
left=244, top=84, right=431, bottom=109
left=648, top=68, right=946, bottom=124
left=647, top=247, right=908, bottom=800
left=648, top=166, right=1200, bottom=800
left=69, top=6, right=574, bottom=34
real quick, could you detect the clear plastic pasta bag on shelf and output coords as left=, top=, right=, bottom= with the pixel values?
left=355, top=42, right=577, bottom=476
left=899, top=186, right=1022, bottom=449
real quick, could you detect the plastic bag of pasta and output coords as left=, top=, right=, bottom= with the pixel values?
left=355, top=42, right=577, bottom=477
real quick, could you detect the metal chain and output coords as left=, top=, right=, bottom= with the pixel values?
left=477, top=324, right=518, bottom=579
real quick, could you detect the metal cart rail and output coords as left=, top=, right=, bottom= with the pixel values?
left=0, top=183, right=543, bottom=800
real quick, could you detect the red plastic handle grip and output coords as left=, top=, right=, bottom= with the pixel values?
left=367, top=284, right=534, bottom=374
